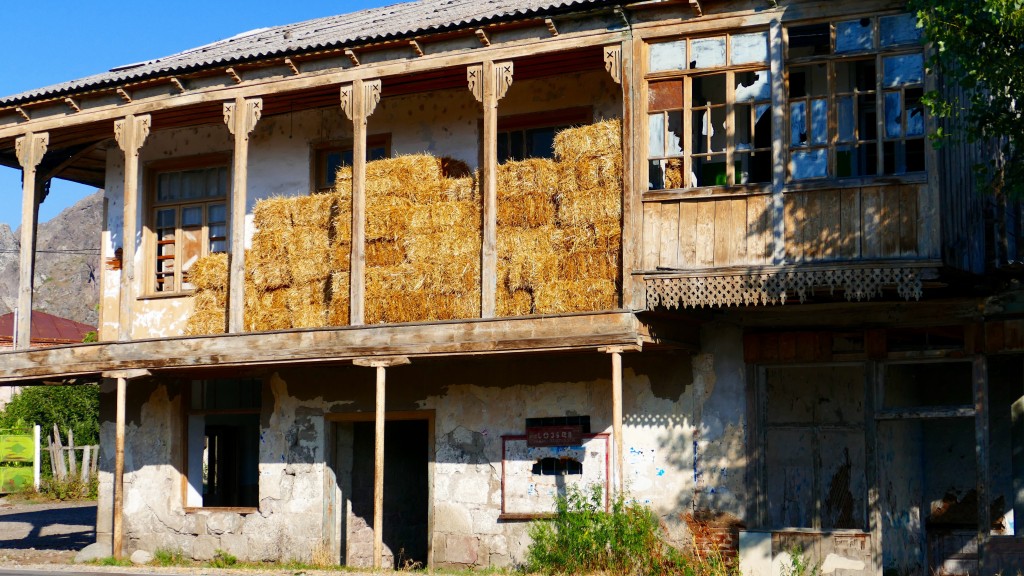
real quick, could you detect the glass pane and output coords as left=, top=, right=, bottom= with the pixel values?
left=156, top=208, right=176, bottom=228
left=368, top=146, right=388, bottom=161
left=736, top=104, right=753, bottom=149
left=755, top=104, right=771, bottom=148
left=811, top=99, right=828, bottom=145
left=648, top=114, right=665, bottom=157
left=710, top=107, right=727, bottom=153
left=836, top=144, right=877, bottom=177
left=880, top=14, right=922, bottom=47
left=858, top=94, right=878, bottom=140
left=181, top=170, right=205, bottom=200
left=525, top=127, right=556, bottom=158
left=648, top=80, right=684, bottom=112
left=836, top=18, right=875, bottom=53
left=791, top=149, right=828, bottom=180
left=883, top=54, right=924, bottom=87
left=208, top=203, right=226, bottom=225
left=693, top=111, right=710, bottom=153
left=789, top=65, right=827, bottom=98
left=885, top=92, right=903, bottom=138
left=497, top=133, right=510, bottom=164
left=650, top=40, right=687, bottom=72
left=324, top=152, right=342, bottom=188
left=157, top=172, right=180, bottom=203
left=790, top=101, right=808, bottom=147
left=666, top=111, right=684, bottom=156
left=906, top=88, right=925, bottom=136
left=693, top=74, right=726, bottom=106
left=180, top=227, right=203, bottom=289
left=692, top=155, right=728, bottom=187
left=838, top=96, right=856, bottom=142
left=182, top=206, right=202, bottom=227
left=649, top=159, right=666, bottom=190
left=736, top=151, right=772, bottom=185
left=690, top=37, right=727, bottom=69
left=788, top=23, right=831, bottom=58
left=510, top=131, right=524, bottom=161
left=836, top=59, right=876, bottom=93
left=731, top=32, right=769, bottom=65
left=735, top=70, right=771, bottom=103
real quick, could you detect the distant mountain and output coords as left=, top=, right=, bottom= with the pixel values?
left=0, top=191, right=102, bottom=327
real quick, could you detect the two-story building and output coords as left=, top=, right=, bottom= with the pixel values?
left=1, top=0, right=1022, bottom=573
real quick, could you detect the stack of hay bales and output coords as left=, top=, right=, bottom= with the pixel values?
left=336, top=155, right=481, bottom=324
left=496, top=118, right=622, bottom=315
left=183, top=252, right=229, bottom=335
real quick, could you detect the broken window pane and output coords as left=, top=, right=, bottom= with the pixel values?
left=731, top=32, right=769, bottom=65
left=838, top=96, right=856, bottom=142
left=649, top=160, right=666, bottom=190
left=649, top=40, right=687, bottom=72
left=710, top=106, right=727, bottom=152
left=789, top=65, right=827, bottom=98
left=883, top=54, right=924, bottom=87
left=880, top=14, right=922, bottom=47
left=648, top=113, right=665, bottom=157
left=693, top=110, right=712, bottom=153
left=690, top=37, right=727, bottom=69
left=736, top=151, right=772, bottom=184
left=811, top=99, right=828, bottom=145
left=735, top=70, right=771, bottom=103
left=790, top=101, right=808, bottom=147
left=693, top=155, right=729, bottom=187
left=906, top=139, right=925, bottom=172
left=836, top=18, right=875, bottom=53
left=858, top=94, right=878, bottom=140
left=836, top=59, right=876, bottom=92
left=693, top=74, right=726, bottom=106
left=837, top=144, right=877, bottom=177
left=906, top=88, right=925, bottom=136
left=791, top=148, right=828, bottom=179
left=648, top=80, right=683, bottom=112
left=885, top=92, right=903, bottom=138
left=788, top=23, right=831, bottom=58
left=667, top=111, right=684, bottom=156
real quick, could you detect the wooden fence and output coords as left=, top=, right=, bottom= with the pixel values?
left=48, top=425, right=98, bottom=483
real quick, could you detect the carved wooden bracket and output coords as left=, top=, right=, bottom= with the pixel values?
left=689, top=0, right=703, bottom=16
left=344, top=49, right=360, bottom=66
left=409, top=39, right=425, bottom=57
left=224, top=98, right=263, bottom=136
left=116, top=88, right=132, bottom=103
left=467, top=61, right=514, bottom=103
left=544, top=18, right=558, bottom=36
left=284, top=57, right=301, bottom=76
left=604, top=45, right=622, bottom=84
left=64, top=98, right=81, bottom=113
left=14, top=107, right=29, bottom=122
left=15, top=132, right=48, bottom=170
left=169, top=77, right=186, bottom=93
left=353, top=356, right=411, bottom=368
left=226, top=67, right=243, bottom=84
left=475, top=29, right=491, bottom=47
left=339, top=80, right=382, bottom=121
left=114, top=114, right=152, bottom=156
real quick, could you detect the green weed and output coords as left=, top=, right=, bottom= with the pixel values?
left=209, top=549, right=238, bottom=568
left=153, top=547, right=187, bottom=566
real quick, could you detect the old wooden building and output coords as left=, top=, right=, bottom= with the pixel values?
left=1, top=0, right=1022, bottom=573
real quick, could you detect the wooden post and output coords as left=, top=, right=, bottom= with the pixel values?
left=13, top=132, right=48, bottom=349
left=353, top=356, right=409, bottom=569
left=81, top=445, right=91, bottom=482
left=33, top=424, right=40, bottom=491
left=341, top=80, right=380, bottom=326
left=600, top=346, right=637, bottom=494
left=974, top=354, right=990, bottom=573
left=223, top=99, right=262, bottom=332
left=468, top=61, right=513, bottom=318
left=114, top=376, right=126, bottom=559
left=67, top=428, right=77, bottom=479
left=114, top=115, right=151, bottom=341
left=768, top=20, right=786, bottom=264
left=51, top=424, right=66, bottom=480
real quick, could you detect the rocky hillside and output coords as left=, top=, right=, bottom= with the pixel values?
left=0, top=191, right=103, bottom=326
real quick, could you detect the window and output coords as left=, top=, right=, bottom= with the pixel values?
left=313, top=135, right=390, bottom=192
left=496, top=107, right=592, bottom=163
left=647, top=32, right=772, bottom=190
left=148, top=158, right=229, bottom=294
left=185, top=379, right=261, bottom=509
left=786, top=14, right=925, bottom=180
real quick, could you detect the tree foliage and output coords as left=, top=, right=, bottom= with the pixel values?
left=909, top=0, right=1024, bottom=195
left=0, top=384, right=99, bottom=446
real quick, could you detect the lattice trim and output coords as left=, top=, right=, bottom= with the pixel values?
left=645, top=267, right=924, bottom=309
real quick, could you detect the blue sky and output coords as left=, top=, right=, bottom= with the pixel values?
left=0, top=0, right=393, bottom=231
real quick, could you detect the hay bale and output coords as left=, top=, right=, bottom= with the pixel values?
left=560, top=221, right=622, bottom=253
left=555, top=186, right=621, bottom=228
left=290, top=192, right=337, bottom=229
left=184, top=290, right=226, bottom=335
left=405, top=231, right=481, bottom=265
left=497, top=288, right=533, bottom=317
left=496, top=160, right=559, bottom=229
left=187, top=253, right=228, bottom=291
left=249, top=229, right=292, bottom=291
left=327, top=272, right=351, bottom=326
left=564, top=154, right=623, bottom=191
left=365, top=155, right=444, bottom=202
left=664, top=158, right=686, bottom=189
left=286, top=279, right=329, bottom=329
left=553, top=118, right=621, bottom=162
left=557, top=249, right=619, bottom=282
left=497, top=226, right=561, bottom=292
left=442, top=176, right=480, bottom=202
left=366, top=239, right=407, bottom=267
left=366, top=196, right=414, bottom=241
left=330, top=241, right=352, bottom=273
left=409, top=201, right=479, bottom=233
left=534, top=279, right=618, bottom=314
left=253, top=196, right=294, bottom=230
left=284, top=225, right=332, bottom=284
left=245, top=287, right=291, bottom=332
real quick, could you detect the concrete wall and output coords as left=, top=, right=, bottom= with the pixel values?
left=101, top=69, right=620, bottom=340
left=95, top=322, right=747, bottom=567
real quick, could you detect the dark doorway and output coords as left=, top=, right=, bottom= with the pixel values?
left=341, top=419, right=429, bottom=569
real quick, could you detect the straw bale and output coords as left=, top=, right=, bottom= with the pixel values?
left=555, top=186, right=621, bottom=228
left=404, top=230, right=481, bottom=265
left=563, top=154, right=622, bottom=191
left=497, top=288, right=533, bottom=317
left=365, top=155, right=444, bottom=202
left=253, top=196, right=294, bottom=230
left=334, top=195, right=353, bottom=239
left=497, top=158, right=561, bottom=196
left=284, top=225, right=332, bottom=284
left=366, top=196, right=414, bottom=240
left=497, top=226, right=561, bottom=292
left=290, top=192, right=337, bottom=229
left=442, top=176, right=480, bottom=202
left=557, top=249, right=619, bottom=281
left=553, top=118, right=621, bottom=162
left=560, top=221, right=622, bottom=253
left=286, top=279, right=329, bottom=329
left=250, top=229, right=292, bottom=290
left=497, top=193, right=557, bottom=229
left=184, top=290, right=226, bottom=335
left=367, top=291, right=477, bottom=324
left=534, top=279, right=618, bottom=314
left=245, top=287, right=291, bottom=332
left=409, top=201, right=479, bottom=233
left=330, top=241, right=352, bottom=273
left=187, top=253, right=228, bottom=291
left=366, top=239, right=407, bottom=267
left=664, top=158, right=686, bottom=189
left=327, top=272, right=351, bottom=326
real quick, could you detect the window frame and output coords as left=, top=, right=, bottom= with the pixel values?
left=493, top=106, right=593, bottom=163
left=143, top=154, right=232, bottom=297
left=311, top=134, right=391, bottom=193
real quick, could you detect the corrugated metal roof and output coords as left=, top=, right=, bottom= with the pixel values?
left=0, top=311, right=95, bottom=345
left=0, top=0, right=614, bottom=107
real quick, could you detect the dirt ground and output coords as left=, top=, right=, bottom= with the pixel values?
left=0, top=497, right=93, bottom=565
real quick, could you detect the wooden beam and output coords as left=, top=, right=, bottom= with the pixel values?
left=373, top=363, right=385, bottom=569
left=974, top=354, right=990, bottom=573
left=409, top=39, right=425, bottom=57
left=544, top=18, right=558, bottom=36
left=607, top=348, right=625, bottom=494
left=115, top=88, right=132, bottom=104
left=114, top=115, right=151, bottom=341
left=768, top=19, right=786, bottom=265
left=225, top=68, right=243, bottom=85
left=284, top=58, right=301, bottom=76
left=169, top=77, right=186, bottom=94
left=344, top=49, right=360, bottom=67
left=63, top=98, right=81, bottom=113
left=14, top=107, right=29, bottom=122
left=224, top=98, right=262, bottom=333
left=0, top=311, right=645, bottom=382
left=113, top=375, right=126, bottom=559
left=475, top=29, right=491, bottom=47
left=13, top=132, right=47, bottom=349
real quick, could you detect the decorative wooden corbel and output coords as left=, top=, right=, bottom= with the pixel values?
left=14, top=107, right=30, bottom=121
left=64, top=98, right=81, bottom=113
left=344, top=49, right=360, bottom=66
left=15, top=132, right=48, bottom=170
left=284, top=57, right=301, bottom=76
left=467, top=61, right=514, bottom=103
left=613, top=7, right=630, bottom=29
left=475, top=29, right=491, bottom=47
left=114, top=114, right=152, bottom=157
left=169, top=77, right=186, bottom=93
left=409, top=39, right=425, bottom=57
left=544, top=18, right=558, bottom=36
left=224, top=98, right=263, bottom=137
left=226, top=67, right=243, bottom=84
left=604, top=45, right=622, bottom=84
left=116, top=88, right=132, bottom=103
left=339, top=80, right=382, bottom=121
left=353, top=356, right=411, bottom=368
left=689, top=0, right=703, bottom=16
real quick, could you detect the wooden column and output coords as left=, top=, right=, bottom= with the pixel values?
left=468, top=61, right=513, bottom=318
left=114, top=115, right=151, bottom=341
left=341, top=80, right=381, bottom=326
left=13, top=132, right=48, bottom=349
left=223, top=98, right=262, bottom=332
left=353, top=356, right=409, bottom=569
left=601, top=346, right=637, bottom=494
left=104, top=369, right=147, bottom=560
left=974, top=354, right=990, bottom=572
left=768, top=19, right=787, bottom=264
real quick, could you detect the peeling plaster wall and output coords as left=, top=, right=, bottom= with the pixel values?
left=101, top=70, right=619, bottom=338
left=97, top=322, right=750, bottom=568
